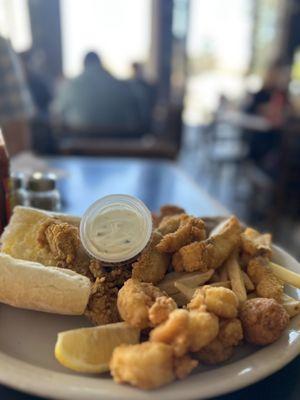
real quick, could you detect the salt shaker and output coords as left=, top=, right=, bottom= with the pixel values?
left=10, top=172, right=28, bottom=207
left=26, top=172, right=61, bottom=211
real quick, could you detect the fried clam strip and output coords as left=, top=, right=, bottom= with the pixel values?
left=241, top=227, right=272, bottom=258
left=109, top=342, right=198, bottom=390
left=224, top=253, right=247, bottom=303
left=156, top=216, right=206, bottom=253
left=132, top=231, right=170, bottom=284
left=117, top=279, right=177, bottom=329
left=157, top=269, right=214, bottom=306
left=172, top=216, right=241, bottom=273
left=247, top=257, right=284, bottom=302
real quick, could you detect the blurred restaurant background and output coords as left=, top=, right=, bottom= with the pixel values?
left=1, top=0, right=300, bottom=256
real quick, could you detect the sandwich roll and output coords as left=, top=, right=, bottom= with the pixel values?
left=0, top=253, right=91, bottom=315
left=1, top=206, right=80, bottom=266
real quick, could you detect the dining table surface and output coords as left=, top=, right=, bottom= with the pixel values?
left=2, top=156, right=300, bottom=400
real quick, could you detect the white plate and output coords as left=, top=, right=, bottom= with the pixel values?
left=0, top=245, right=299, bottom=400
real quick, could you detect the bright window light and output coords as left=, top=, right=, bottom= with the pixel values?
left=60, top=0, right=151, bottom=78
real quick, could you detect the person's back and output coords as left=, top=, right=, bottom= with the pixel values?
left=52, top=52, right=141, bottom=131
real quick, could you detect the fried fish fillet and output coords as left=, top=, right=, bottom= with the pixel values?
left=132, top=231, right=170, bottom=284
left=241, top=227, right=272, bottom=258
left=172, top=216, right=241, bottom=272
left=247, top=256, right=283, bottom=302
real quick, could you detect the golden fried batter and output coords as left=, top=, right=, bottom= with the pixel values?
left=218, top=318, right=243, bottom=347
left=174, top=355, right=198, bottom=379
left=158, top=214, right=188, bottom=236
left=150, top=309, right=219, bottom=355
left=241, top=227, right=272, bottom=258
left=117, top=279, right=175, bottom=329
left=172, top=216, right=241, bottom=272
left=194, top=318, right=243, bottom=365
left=247, top=257, right=283, bottom=302
left=240, top=298, right=289, bottom=345
left=37, top=218, right=91, bottom=277
left=84, top=265, right=131, bottom=325
left=188, top=286, right=239, bottom=319
left=132, top=231, right=170, bottom=284
left=150, top=309, right=190, bottom=356
left=195, top=339, right=233, bottom=365
left=156, top=216, right=206, bottom=253
left=149, top=296, right=177, bottom=326
left=188, top=310, right=219, bottom=352
left=110, top=342, right=175, bottom=390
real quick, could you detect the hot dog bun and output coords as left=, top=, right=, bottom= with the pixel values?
left=0, top=253, right=91, bottom=314
left=0, top=206, right=80, bottom=265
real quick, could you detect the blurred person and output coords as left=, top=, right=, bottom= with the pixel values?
left=0, top=35, right=34, bottom=155
left=129, top=62, right=156, bottom=132
left=51, top=52, right=142, bottom=131
left=244, top=62, right=290, bottom=170
left=19, top=50, right=52, bottom=117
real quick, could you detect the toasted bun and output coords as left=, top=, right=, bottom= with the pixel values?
left=0, top=253, right=91, bottom=315
left=0, top=206, right=80, bottom=265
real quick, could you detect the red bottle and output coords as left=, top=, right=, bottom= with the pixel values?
left=0, top=130, right=10, bottom=234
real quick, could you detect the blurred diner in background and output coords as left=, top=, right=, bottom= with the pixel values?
left=1, top=0, right=300, bottom=257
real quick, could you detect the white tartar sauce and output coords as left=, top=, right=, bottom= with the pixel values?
left=87, top=208, right=146, bottom=258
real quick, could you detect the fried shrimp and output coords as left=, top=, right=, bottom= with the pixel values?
left=194, top=318, right=243, bottom=365
left=150, top=308, right=219, bottom=355
left=132, top=231, right=170, bottom=284
left=117, top=279, right=176, bottom=329
left=218, top=318, right=243, bottom=347
left=172, top=216, right=241, bottom=272
left=188, top=286, right=239, bottom=319
left=110, top=341, right=198, bottom=390
left=156, top=216, right=206, bottom=253
left=247, top=256, right=283, bottom=302
left=195, top=339, right=234, bottom=365
left=150, top=309, right=190, bottom=356
left=110, top=342, right=175, bottom=389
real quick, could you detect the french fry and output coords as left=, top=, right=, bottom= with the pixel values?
left=158, top=270, right=214, bottom=295
left=282, top=293, right=300, bottom=317
left=242, top=271, right=255, bottom=292
left=219, top=265, right=228, bottom=281
left=174, top=281, right=195, bottom=300
left=178, top=269, right=214, bottom=287
left=210, top=281, right=231, bottom=288
left=158, top=270, right=214, bottom=304
left=269, top=262, right=300, bottom=288
left=225, top=254, right=247, bottom=302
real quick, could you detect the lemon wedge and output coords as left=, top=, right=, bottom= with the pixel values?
left=55, top=322, right=140, bottom=373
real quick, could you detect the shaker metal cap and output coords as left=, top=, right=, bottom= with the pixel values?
left=27, top=172, right=57, bottom=191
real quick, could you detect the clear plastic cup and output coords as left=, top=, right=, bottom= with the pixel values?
left=80, top=194, right=153, bottom=264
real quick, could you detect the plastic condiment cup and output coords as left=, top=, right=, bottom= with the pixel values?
left=80, top=194, right=153, bottom=264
